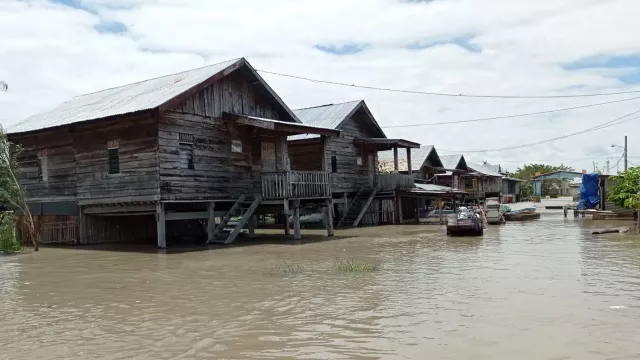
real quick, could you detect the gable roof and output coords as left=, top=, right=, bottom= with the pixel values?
left=467, top=162, right=503, bottom=177
left=439, top=154, right=468, bottom=171
left=290, top=100, right=386, bottom=140
left=378, top=145, right=444, bottom=172
left=9, top=58, right=299, bottom=134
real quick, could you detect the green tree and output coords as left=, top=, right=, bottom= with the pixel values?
left=513, top=163, right=575, bottom=198
left=0, top=126, right=39, bottom=251
left=608, top=167, right=640, bottom=210
left=0, top=81, right=7, bottom=92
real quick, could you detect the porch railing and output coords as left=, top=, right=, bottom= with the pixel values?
left=261, top=171, right=331, bottom=199
left=376, top=173, right=415, bottom=192
left=40, top=221, right=77, bottom=244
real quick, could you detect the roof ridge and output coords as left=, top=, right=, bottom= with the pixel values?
left=294, top=99, right=362, bottom=111
left=74, top=58, right=242, bottom=98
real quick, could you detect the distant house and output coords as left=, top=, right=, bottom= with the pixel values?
left=8, top=57, right=340, bottom=247
left=465, top=162, right=504, bottom=203
left=435, top=154, right=469, bottom=190
left=288, top=100, right=419, bottom=227
left=378, top=145, right=444, bottom=181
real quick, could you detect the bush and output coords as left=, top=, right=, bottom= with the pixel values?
left=0, top=213, right=21, bottom=253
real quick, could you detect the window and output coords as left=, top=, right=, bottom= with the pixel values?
left=38, top=150, right=48, bottom=182
left=231, top=140, right=242, bottom=153
left=331, top=156, right=337, bottom=173
left=179, top=143, right=195, bottom=170
left=107, top=140, right=120, bottom=174
left=356, top=156, right=363, bottom=166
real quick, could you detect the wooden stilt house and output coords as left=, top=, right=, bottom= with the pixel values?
left=378, top=145, right=447, bottom=223
left=8, top=58, right=340, bottom=248
left=287, top=100, right=420, bottom=227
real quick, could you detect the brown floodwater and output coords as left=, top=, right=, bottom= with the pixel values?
left=2, top=209, right=640, bottom=359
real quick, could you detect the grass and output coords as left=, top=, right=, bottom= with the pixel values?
left=262, top=259, right=307, bottom=276
left=0, top=214, right=21, bottom=254
left=334, top=258, right=379, bottom=272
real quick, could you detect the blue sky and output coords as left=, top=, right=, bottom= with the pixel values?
left=564, top=54, right=640, bottom=84
left=2, top=0, right=640, bottom=172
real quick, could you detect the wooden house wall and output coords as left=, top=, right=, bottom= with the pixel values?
left=327, top=109, right=380, bottom=193
left=74, top=114, right=160, bottom=206
left=483, top=177, right=502, bottom=194
left=13, top=129, right=77, bottom=202
left=158, top=112, right=255, bottom=200
left=173, top=70, right=283, bottom=120
left=160, top=70, right=288, bottom=201
left=289, top=141, right=324, bottom=171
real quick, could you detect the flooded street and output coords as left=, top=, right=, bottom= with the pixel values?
left=2, top=209, right=640, bottom=359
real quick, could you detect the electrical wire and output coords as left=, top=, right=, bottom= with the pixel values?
left=437, top=108, right=640, bottom=153
left=380, top=96, right=640, bottom=128
left=258, top=69, right=640, bottom=99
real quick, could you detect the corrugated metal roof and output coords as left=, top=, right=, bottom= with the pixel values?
left=439, top=154, right=464, bottom=170
left=415, top=183, right=452, bottom=192
left=378, top=145, right=438, bottom=172
left=289, top=100, right=386, bottom=141
left=467, top=162, right=503, bottom=177
left=10, top=58, right=242, bottom=134
left=294, top=100, right=362, bottom=128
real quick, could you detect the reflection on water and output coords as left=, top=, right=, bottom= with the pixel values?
left=2, top=211, right=640, bottom=359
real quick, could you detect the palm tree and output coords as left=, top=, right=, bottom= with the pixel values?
left=0, top=81, right=7, bottom=92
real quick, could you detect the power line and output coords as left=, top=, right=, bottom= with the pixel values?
left=486, top=154, right=619, bottom=163
left=438, top=108, right=640, bottom=153
left=381, top=95, right=640, bottom=128
left=258, top=69, right=640, bottom=99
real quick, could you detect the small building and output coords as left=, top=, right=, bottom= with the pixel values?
left=465, top=162, right=504, bottom=203
left=434, top=154, right=469, bottom=190
left=378, top=145, right=444, bottom=181
left=9, top=58, right=340, bottom=247
left=287, top=100, right=420, bottom=227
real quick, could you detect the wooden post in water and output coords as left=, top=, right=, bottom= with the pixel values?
left=325, top=198, right=334, bottom=237
left=438, top=197, right=443, bottom=225
left=284, top=199, right=290, bottom=236
left=415, top=197, right=420, bottom=224
left=207, top=201, right=215, bottom=242
left=248, top=214, right=257, bottom=238
left=293, top=200, right=301, bottom=240
left=78, top=206, right=86, bottom=245
left=156, top=202, right=166, bottom=248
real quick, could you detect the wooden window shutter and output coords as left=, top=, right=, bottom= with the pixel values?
left=107, top=140, right=120, bottom=174
left=179, top=134, right=195, bottom=170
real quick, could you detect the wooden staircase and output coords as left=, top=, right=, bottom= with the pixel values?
left=337, top=188, right=377, bottom=228
left=207, top=195, right=262, bottom=245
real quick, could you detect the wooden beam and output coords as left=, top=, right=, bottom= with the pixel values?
left=406, top=148, right=412, bottom=174
left=397, top=195, right=403, bottom=225
left=166, top=211, right=227, bottom=221
left=293, top=200, right=301, bottom=240
left=320, top=136, right=328, bottom=172
left=393, top=147, right=399, bottom=172
left=225, top=195, right=262, bottom=244
left=156, top=202, right=166, bottom=248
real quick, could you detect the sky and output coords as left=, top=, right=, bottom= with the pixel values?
left=1, top=0, right=640, bottom=173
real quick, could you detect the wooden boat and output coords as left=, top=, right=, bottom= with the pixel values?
left=446, top=213, right=484, bottom=236
left=503, top=212, right=540, bottom=221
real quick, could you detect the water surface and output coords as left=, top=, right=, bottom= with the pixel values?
left=2, top=210, right=640, bottom=359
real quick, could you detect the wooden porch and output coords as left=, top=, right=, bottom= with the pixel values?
left=261, top=171, right=331, bottom=199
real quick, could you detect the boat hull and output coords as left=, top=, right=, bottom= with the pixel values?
left=503, top=212, right=540, bottom=221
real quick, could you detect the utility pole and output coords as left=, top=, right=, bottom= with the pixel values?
left=624, top=135, right=628, bottom=172
left=606, top=160, right=610, bottom=175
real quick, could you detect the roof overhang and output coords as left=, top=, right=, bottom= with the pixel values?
left=353, top=138, right=420, bottom=151
left=223, top=112, right=340, bottom=137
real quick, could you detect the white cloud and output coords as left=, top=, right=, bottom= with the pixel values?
left=1, top=0, right=639, bottom=172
